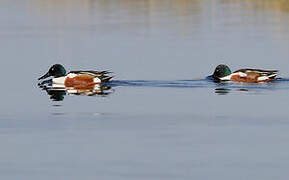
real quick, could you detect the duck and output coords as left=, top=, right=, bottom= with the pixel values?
left=212, top=64, right=278, bottom=83
left=38, top=64, right=114, bottom=88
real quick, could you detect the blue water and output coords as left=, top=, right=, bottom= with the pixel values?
left=2, top=0, right=289, bottom=179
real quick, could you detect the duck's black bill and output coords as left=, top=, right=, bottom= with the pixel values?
left=38, top=72, right=50, bottom=80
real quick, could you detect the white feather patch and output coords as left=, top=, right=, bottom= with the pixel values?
left=66, top=89, right=78, bottom=94
left=268, top=74, right=278, bottom=78
left=52, top=76, right=66, bottom=84
left=52, top=83, right=65, bottom=88
left=236, top=72, right=247, bottom=77
left=257, top=76, right=268, bottom=81
left=219, top=72, right=247, bottom=81
left=67, top=73, right=77, bottom=78
left=219, top=74, right=232, bottom=80
left=94, top=77, right=101, bottom=84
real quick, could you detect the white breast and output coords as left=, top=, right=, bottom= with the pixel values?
left=219, top=74, right=232, bottom=80
left=52, top=76, right=66, bottom=84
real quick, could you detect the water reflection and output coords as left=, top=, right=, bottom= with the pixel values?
left=28, top=0, right=289, bottom=15
left=3, top=0, right=289, bottom=43
left=24, top=0, right=203, bottom=38
left=213, top=79, right=284, bottom=95
left=215, top=87, right=252, bottom=95
left=46, top=89, right=66, bottom=101
left=39, top=82, right=113, bottom=101
left=241, top=0, right=289, bottom=13
left=215, top=88, right=231, bottom=95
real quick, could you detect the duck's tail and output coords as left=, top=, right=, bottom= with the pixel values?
left=267, top=73, right=278, bottom=79
left=100, top=75, right=114, bottom=83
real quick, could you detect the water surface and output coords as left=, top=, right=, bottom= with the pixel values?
left=1, top=0, right=289, bottom=179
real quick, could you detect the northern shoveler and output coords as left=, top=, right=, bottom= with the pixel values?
left=38, top=64, right=113, bottom=88
left=212, top=64, right=278, bottom=83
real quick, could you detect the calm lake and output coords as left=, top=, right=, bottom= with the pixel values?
left=1, top=0, right=289, bottom=179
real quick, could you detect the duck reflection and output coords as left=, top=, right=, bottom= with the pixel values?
left=38, top=81, right=113, bottom=101
left=215, top=88, right=231, bottom=95
left=46, top=89, right=66, bottom=101
left=215, top=87, right=252, bottom=95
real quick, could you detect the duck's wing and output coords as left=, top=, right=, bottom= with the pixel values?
left=69, top=70, right=111, bottom=76
left=234, top=69, right=278, bottom=78
left=69, top=71, right=114, bottom=82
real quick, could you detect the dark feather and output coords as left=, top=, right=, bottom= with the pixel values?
left=234, top=69, right=278, bottom=76
left=101, top=76, right=114, bottom=83
left=69, top=70, right=111, bottom=76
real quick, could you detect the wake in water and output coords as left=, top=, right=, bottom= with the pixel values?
left=109, top=77, right=288, bottom=89
left=108, top=77, right=289, bottom=95
left=108, top=79, right=210, bottom=88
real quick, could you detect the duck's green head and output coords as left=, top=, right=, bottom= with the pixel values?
left=38, top=64, right=66, bottom=80
left=213, top=64, right=231, bottom=79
